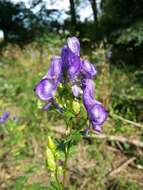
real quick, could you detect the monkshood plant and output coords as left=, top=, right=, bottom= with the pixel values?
left=34, top=37, right=108, bottom=189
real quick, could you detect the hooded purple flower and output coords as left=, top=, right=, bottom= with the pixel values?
left=82, top=79, right=108, bottom=132
left=81, top=60, right=97, bottom=78
left=34, top=36, right=108, bottom=132
left=35, top=78, right=57, bottom=101
left=35, top=57, right=62, bottom=109
left=89, top=102, right=108, bottom=132
left=82, top=79, right=96, bottom=108
left=0, top=112, right=10, bottom=124
left=61, top=37, right=81, bottom=80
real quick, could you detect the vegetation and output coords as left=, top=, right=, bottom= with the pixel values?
left=0, top=0, right=143, bottom=189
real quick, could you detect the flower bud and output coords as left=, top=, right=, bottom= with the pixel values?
left=46, top=147, right=56, bottom=172
left=72, top=101, right=80, bottom=114
left=47, top=136, right=56, bottom=152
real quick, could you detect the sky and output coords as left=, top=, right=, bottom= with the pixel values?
left=11, top=0, right=96, bottom=21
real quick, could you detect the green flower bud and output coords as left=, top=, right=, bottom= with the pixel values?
left=58, top=166, right=63, bottom=174
left=47, top=136, right=56, bottom=152
left=72, top=101, right=80, bottom=114
left=46, top=147, right=56, bottom=172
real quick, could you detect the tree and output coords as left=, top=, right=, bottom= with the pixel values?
left=89, top=0, right=98, bottom=22
left=100, top=0, right=143, bottom=65
left=0, top=0, right=35, bottom=44
left=69, top=0, right=77, bottom=27
left=0, top=0, right=61, bottom=45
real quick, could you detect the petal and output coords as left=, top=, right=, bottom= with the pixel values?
left=81, top=60, right=97, bottom=78
left=82, top=79, right=108, bottom=129
left=82, top=79, right=95, bottom=109
left=71, top=85, right=81, bottom=97
left=61, top=45, right=69, bottom=70
left=42, top=102, right=52, bottom=110
left=83, top=91, right=95, bottom=110
left=82, top=79, right=95, bottom=94
left=46, top=56, right=62, bottom=83
left=92, top=124, right=102, bottom=133
left=35, top=78, right=56, bottom=101
left=90, top=103, right=108, bottom=125
left=68, top=51, right=81, bottom=79
left=67, top=36, right=80, bottom=56
left=61, top=40, right=81, bottom=80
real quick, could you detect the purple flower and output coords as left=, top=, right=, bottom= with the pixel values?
left=35, top=57, right=63, bottom=110
left=67, top=37, right=80, bottom=56
left=89, top=102, right=108, bottom=132
left=82, top=79, right=96, bottom=108
left=68, top=51, right=81, bottom=80
left=35, top=57, right=62, bottom=100
left=35, top=78, right=57, bottom=101
left=71, top=85, right=81, bottom=97
left=34, top=36, right=108, bottom=133
left=35, top=78, right=63, bottom=110
left=45, top=56, right=62, bottom=83
left=0, top=112, right=10, bottom=124
left=82, top=79, right=108, bottom=132
left=81, top=60, right=97, bottom=78
left=61, top=37, right=81, bottom=80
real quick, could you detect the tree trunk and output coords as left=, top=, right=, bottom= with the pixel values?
left=89, top=0, right=98, bottom=22
left=69, top=0, right=76, bottom=26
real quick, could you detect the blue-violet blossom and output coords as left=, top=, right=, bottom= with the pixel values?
left=0, top=112, right=10, bottom=124
left=35, top=36, right=108, bottom=132
left=35, top=56, right=62, bottom=109
left=61, top=37, right=81, bottom=80
left=82, top=79, right=108, bottom=133
left=81, top=59, right=97, bottom=79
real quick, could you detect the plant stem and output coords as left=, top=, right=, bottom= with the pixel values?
left=110, top=113, right=142, bottom=127
left=62, top=144, right=69, bottom=190
left=55, top=168, right=62, bottom=190
left=54, top=155, right=62, bottom=190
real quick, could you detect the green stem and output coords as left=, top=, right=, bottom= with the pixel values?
left=62, top=144, right=69, bottom=190
left=110, top=113, right=142, bottom=127
left=54, top=155, right=62, bottom=190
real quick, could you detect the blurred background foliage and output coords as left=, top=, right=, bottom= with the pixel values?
left=0, top=0, right=143, bottom=189
left=0, top=0, right=143, bottom=65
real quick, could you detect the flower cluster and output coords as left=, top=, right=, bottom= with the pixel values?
left=35, top=37, right=108, bottom=133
